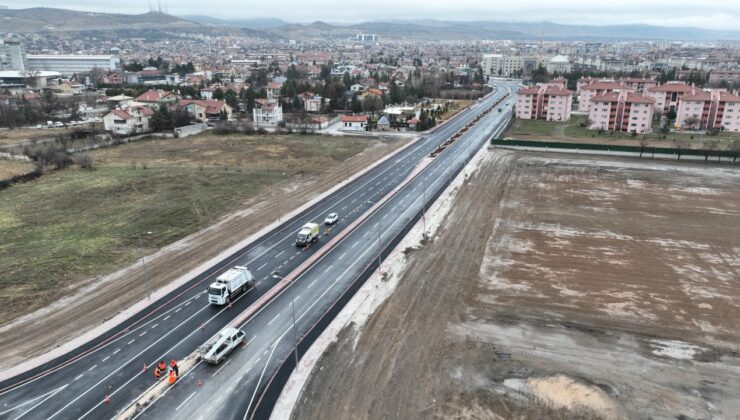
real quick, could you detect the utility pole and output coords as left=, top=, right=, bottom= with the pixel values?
left=137, top=231, right=153, bottom=300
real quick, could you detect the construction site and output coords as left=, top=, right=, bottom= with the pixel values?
left=286, top=149, right=740, bottom=419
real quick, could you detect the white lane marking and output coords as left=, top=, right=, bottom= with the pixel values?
left=267, top=313, right=281, bottom=326
left=175, top=391, right=197, bottom=412
left=101, top=356, right=110, bottom=362
left=139, top=331, right=147, bottom=337
left=294, top=294, right=301, bottom=301
left=289, top=255, right=295, bottom=261
left=127, top=339, right=135, bottom=345
left=250, top=335, right=257, bottom=342
left=340, top=205, right=347, bottom=210
left=283, top=260, right=289, bottom=265
left=324, top=265, right=334, bottom=273
left=174, top=308, right=181, bottom=313
left=185, top=301, right=192, bottom=306
left=244, top=343, right=278, bottom=419
left=74, top=374, right=84, bottom=381
left=255, top=357, right=261, bottom=364
left=351, top=242, right=358, bottom=248
left=362, top=231, right=369, bottom=238
left=275, top=250, right=285, bottom=258
left=257, top=262, right=268, bottom=271
left=112, top=348, right=121, bottom=355
left=340, top=252, right=347, bottom=259
left=211, top=359, right=232, bottom=377
left=2, top=384, right=68, bottom=419
left=88, top=365, right=97, bottom=372
left=163, top=315, right=171, bottom=321
left=307, top=281, right=316, bottom=289
left=351, top=198, right=357, bottom=203
left=150, top=323, right=159, bottom=329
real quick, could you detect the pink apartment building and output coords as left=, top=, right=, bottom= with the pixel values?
left=617, top=78, right=659, bottom=93
left=588, top=91, right=655, bottom=133
left=578, top=81, right=635, bottom=112
left=646, top=82, right=699, bottom=115
left=676, top=90, right=740, bottom=132
left=516, top=85, right=574, bottom=122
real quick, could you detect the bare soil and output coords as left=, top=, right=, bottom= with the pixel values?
left=291, top=150, right=740, bottom=419
left=0, top=135, right=409, bottom=372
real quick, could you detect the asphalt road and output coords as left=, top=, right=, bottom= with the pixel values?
left=0, top=80, right=517, bottom=420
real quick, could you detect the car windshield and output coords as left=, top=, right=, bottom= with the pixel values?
left=208, top=286, right=224, bottom=295
left=297, top=234, right=307, bottom=241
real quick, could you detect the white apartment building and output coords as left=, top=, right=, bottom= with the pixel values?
left=481, top=54, right=535, bottom=78
left=26, top=55, right=120, bottom=76
left=253, top=99, right=283, bottom=127
left=578, top=81, right=635, bottom=112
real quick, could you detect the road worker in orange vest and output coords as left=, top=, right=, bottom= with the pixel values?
left=168, top=369, right=176, bottom=384
left=170, top=359, right=179, bottom=377
left=158, top=360, right=166, bottom=372
left=154, top=366, right=162, bottom=380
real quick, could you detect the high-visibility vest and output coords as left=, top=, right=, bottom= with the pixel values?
left=154, top=368, right=161, bottom=378
left=168, top=370, right=176, bottom=384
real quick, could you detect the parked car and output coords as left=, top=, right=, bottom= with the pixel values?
left=53, top=122, right=65, bottom=128
left=324, top=212, right=339, bottom=225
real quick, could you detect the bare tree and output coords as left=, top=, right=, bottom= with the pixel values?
left=639, top=137, right=649, bottom=158
left=362, top=95, right=384, bottom=120
left=702, top=138, right=719, bottom=162
left=673, top=138, right=690, bottom=161
left=683, top=116, right=700, bottom=130
left=728, top=139, right=740, bottom=164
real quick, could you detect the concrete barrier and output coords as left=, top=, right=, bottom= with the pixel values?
left=175, top=123, right=209, bottom=138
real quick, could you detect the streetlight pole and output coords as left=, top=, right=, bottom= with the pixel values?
left=137, top=231, right=153, bottom=300
left=272, top=272, right=299, bottom=368
left=367, top=200, right=382, bottom=274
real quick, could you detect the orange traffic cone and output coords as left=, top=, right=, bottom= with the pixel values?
left=104, top=394, right=110, bottom=404
left=168, top=370, right=176, bottom=385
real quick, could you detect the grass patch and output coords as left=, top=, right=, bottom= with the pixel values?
left=506, top=114, right=740, bottom=147
left=0, top=133, right=372, bottom=323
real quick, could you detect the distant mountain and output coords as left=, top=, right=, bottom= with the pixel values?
left=262, top=19, right=740, bottom=41
left=0, top=7, right=199, bottom=32
left=181, top=15, right=286, bottom=29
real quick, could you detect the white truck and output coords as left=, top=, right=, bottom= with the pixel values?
left=199, top=327, right=246, bottom=364
left=295, top=222, right=320, bottom=247
left=207, top=266, right=254, bottom=305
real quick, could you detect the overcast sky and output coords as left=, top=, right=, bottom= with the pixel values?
left=3, top=1, right=739, bottom=30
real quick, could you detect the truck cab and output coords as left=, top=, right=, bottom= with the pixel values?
left=296, top=222, right=320, bottom=247
left=207, top=266, right=254, bottom=305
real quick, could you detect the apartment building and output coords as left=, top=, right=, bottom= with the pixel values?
left=676, top=89, right=740, bottom=132
left=646, top=82, right=698, bottom=114
left=516, top=84, right=573, bottom=122
left=578, top=81, right=634, bottom=112
left=481, top=54, right=537, bottom=78
left=617, top=78, right=658, bottom=93
left=588, top=91, right=655, bottom=134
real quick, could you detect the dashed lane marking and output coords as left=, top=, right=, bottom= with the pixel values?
left=257, top=262, right=268, bottom=271
left=175, top=391, right=196, bottom=412
left=113, top=348, right=121, bottom=355
left=74, top=374, right=83, bottom=381
left=139, top=331, right=147, bottom=337
left=151, top=323, right=159, bottom=329
left=127, top=339, right=135, bottom=345
left=88, top=364, right=97, bottom=372
left=267, top=313, right=280, bottom=326
left=211, top=359, right=232, bottom=377
left=324, top=264, right=334, bottom=273
left=101, top=356, right=110, bottom=362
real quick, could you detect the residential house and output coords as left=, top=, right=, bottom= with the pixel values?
left=179, top=99, right=233, bottom=123
left=103, top=106, right=154, bottom=135
left=516, top=85, right=573, bottom=122
left=340, top=114, right=368, bottom=131
left=135, top=89, right=178, bottom=109
left=300, top=93, right=323, bottom=113
left=266, top=82, right=283, bottom=100
left=97, top=73, right=122, bottom=85
left=253, top=99, right=283, bottom=127
left=588, top=91, right=655, bottom=134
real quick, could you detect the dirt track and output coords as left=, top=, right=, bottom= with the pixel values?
left=0, top=137, right=408, bottom=372
left=291, top=150, right=740, bottom=419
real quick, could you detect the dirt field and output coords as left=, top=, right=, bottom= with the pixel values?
left=0, top=126, right=72, bottom=146
left=0, top=159, right=36, bottom=180
left=291, top=150, right=740, bottom=419
left=0, top=133, right=409, bottom=370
